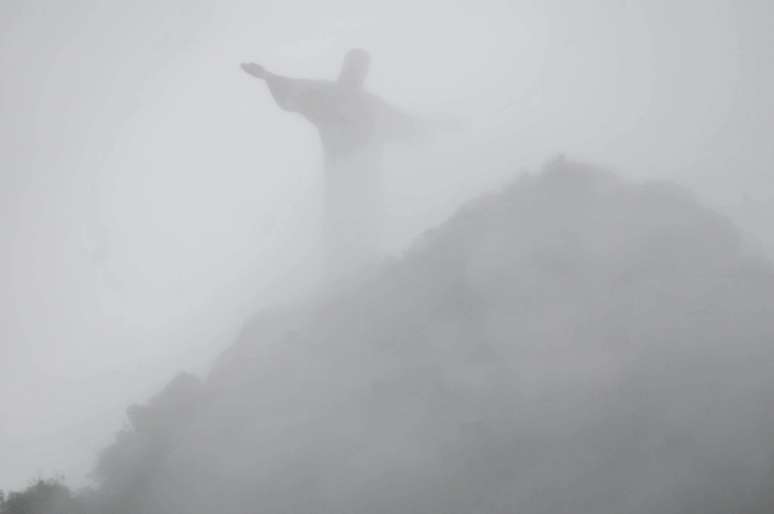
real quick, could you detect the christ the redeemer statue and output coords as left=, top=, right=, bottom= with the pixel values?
left=241, top=49, right=423, bottom=284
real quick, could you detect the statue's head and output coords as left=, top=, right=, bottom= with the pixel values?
left=338, top=48, right=370, bottom=89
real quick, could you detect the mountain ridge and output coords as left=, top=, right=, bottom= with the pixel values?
left=83, top=157, right=774, bottom=514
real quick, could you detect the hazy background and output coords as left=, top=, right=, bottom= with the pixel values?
left=1, top=0, right=772, bottom=492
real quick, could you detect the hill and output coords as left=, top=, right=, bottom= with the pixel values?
left=84, top=158, right=774, bottom=514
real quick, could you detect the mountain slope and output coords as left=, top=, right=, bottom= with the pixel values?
left=91, top=158, right=774, bottom=514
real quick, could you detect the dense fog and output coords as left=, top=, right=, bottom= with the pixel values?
left=2, top=1, right=774, bottom=511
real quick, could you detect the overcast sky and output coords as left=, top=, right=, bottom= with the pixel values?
left=1, top=0, right=773, bottom=492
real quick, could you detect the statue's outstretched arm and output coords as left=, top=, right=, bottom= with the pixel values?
left=374, top=96, right=470, bottom=144
left=240, top=62, right=326, bottom=117
left=373, top=98, right=425, bottom=143
left=241, top=62, right=298, bottom=112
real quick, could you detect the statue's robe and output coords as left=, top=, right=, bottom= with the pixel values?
left=261, top=73, right=421, bottom=282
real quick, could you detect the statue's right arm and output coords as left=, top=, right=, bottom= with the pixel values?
left=240, top=62, right=318, bottom=114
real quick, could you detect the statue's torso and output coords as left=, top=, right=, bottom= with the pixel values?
left=297, top=84, right=382, bottom=160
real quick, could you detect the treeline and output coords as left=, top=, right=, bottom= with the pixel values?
left=0, top=479, right=90, bottom=514
left=0, top=374, right=204, bottom=514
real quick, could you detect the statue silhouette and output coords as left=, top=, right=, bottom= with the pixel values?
left=241, top=49, right=423, bottom=283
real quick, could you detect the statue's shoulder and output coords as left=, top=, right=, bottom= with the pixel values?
left=295, top=77, right=337, bottom=93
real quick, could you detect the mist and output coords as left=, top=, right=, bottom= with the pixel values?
left=2, top=1, right=774, bottom=511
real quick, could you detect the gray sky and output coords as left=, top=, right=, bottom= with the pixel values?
left=1, top=0, right=772, bottom=492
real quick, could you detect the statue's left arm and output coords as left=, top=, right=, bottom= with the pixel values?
left=371, top=96, right=426, bottom=143
left=371, top=95, right=469, bottom=144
